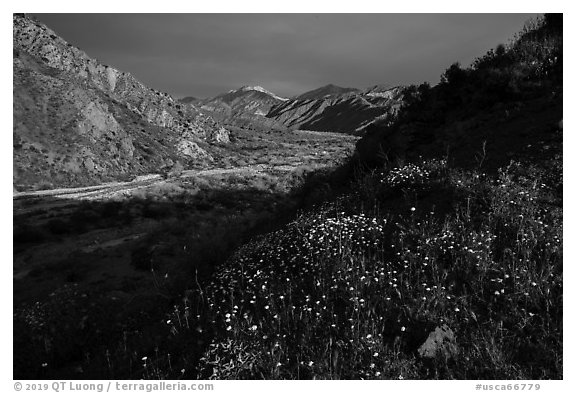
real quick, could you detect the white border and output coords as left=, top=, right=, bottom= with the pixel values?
left=2, top=1, right=572, bottom=391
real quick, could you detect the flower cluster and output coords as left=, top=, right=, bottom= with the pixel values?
left=383, top=163, right=431, bottom=187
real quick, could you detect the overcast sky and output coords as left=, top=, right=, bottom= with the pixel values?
left=32, top=13, right=536, bottom=99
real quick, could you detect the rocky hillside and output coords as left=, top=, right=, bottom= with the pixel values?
left=186, top=86, right=288, bottom=131
left=266, top=85, right=405, bottom=134
left=13, top=14, right=229, bottom=191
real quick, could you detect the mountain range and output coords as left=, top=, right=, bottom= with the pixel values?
left=13, top=13, right=405, bottom=191
left=181, top=83, right=405, bottom=135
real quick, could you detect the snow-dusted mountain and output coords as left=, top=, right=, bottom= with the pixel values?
left=235, top=85, right=288, bottom=102
left=181, top=85, right=288, bottom=131
left=181, top=83, right=407, bottom=135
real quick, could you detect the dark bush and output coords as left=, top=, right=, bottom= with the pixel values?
left=46, top=218, right=70, bottom=235
left=14, top=225, right=46, bottom=244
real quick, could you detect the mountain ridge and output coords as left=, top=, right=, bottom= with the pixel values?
left=182, top=84, right=289, bottom=131
left=266, top=85, right=405, bottom=135
left=294, top=83, right=360, bottom=101
left=13, top=14, right=229, bottom=190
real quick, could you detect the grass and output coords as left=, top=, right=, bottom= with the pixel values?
left=13, top=119, right=562, bottom=381
left=12, top=152, right=357, bottom=379
left=152, top=154, right=561, bottom=379
left=13, top=15, right=562, bottom=380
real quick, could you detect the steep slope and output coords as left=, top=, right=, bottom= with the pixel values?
left=356, top=15, right=563, bottom=172
left=190, top=86, right=288, bottom=131
left=266, top=85, right=405, bottom=135
left=13, top=14, right=229, bottom=190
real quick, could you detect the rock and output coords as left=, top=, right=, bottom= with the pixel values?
left=211, top=126, right=230, bottom=143
left=177, top=140, right=213, bottom=162
left=417, top=324, right=458, bottom=360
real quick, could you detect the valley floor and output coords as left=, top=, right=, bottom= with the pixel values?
left=13, top=128, right=357, bottom=378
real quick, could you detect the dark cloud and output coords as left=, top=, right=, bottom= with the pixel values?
left=32, top=13, right=536, bottom=98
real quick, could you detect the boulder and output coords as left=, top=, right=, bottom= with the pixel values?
left=417, top=324, right=458, bottom=360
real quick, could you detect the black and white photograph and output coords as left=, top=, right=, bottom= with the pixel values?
left=10, top=5, right=564, bottom=383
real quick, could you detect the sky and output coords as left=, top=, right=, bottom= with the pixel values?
left=32, top=13, right=536, bottom=99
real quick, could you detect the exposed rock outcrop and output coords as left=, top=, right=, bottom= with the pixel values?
left=417, top=325, right=458, bottom=360
left=13, top=14, right=229, bottom=190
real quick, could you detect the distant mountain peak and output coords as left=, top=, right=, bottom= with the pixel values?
left=295, top=84, right=360, bottom=101
left=227, top=85, right=288, bottom=101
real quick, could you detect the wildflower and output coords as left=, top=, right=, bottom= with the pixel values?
left=401, top=326, right=406, bottom=332
left=410, top=207, right=416, bottom=212
left=373, top=352, right=379, bottom=357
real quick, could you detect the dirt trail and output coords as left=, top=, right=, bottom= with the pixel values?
left=14, top=164, right=285, bottom=204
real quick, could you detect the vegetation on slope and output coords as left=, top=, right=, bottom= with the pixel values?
left=13, top=14, right=562, bottom=380
left=164, top=153, right=560, bottom=379
left=180, top=14, right=561, bottom=379
left=357, top=14, right=562, bottom=171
